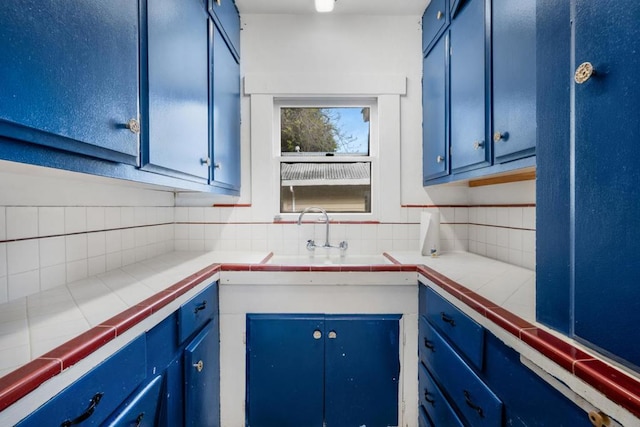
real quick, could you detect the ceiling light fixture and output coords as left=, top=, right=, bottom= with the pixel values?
left=315, top=0, right=335, bottom=13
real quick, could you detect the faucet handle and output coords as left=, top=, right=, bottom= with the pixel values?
left=306, top=240, right=316, bottom=251
left=339, top=241, right=348, bottom=251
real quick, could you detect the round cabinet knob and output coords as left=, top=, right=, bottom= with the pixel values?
left=493, top=131, right=508, bottom=142
left=436, top=155, right=445, bottom=164
left=214, top=162, right=221, bottom=170
left=215, top=0, right=221, bottom=5
left=575, top=61, right=595, bottom=84
left=473, top=141, right=484, bottom=150
left=588, top=410, right=611, bottom=427
left=193, top=360, right=204, bottom=372
left=313, top=330, right=322, bottom=340
left=200, top=157, right=211, bottom=166
left=126, top=118, right=140, bottom=134
left=436, top=10, right=444, bottom=20
left=328, top=331, right=337, bottom=339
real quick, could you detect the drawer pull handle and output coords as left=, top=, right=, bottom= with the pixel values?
left=194, top=301, right=207, bottom=314
left=423, top=338, right=435, bottom=351
left=464, top=390, right=485, bottom=418
left=60, top=392, right=104, bottom=427
left=440, top=312, right=456, bottom=326
left=424, top=389, right=435, bottom=405
left=135, top=413, right=145, bottom=427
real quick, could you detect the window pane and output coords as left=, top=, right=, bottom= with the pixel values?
left=280, top=162, right=371, bottom=213
left=281, top=107, right=370, bottom=155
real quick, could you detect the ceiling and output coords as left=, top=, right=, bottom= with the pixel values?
left=234, top=0, right=430, bottom=15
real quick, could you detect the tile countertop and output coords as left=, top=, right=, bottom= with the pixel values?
left=0, top=249, right=638, bottom=424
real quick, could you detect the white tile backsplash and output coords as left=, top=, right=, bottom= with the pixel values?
left=38, top=207, right=65, bottom=237
left=86, top=207, right=105, bottom=231
left=7, top=241, right=39, bottom=275
left=7, top=207, right=38, bottom=240
left=0, top=208, right=5, bottom=241
left=64, top=207, right=87, bottom=234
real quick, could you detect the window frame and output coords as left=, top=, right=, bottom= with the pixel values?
left=273, top=98, right=379, bottom=219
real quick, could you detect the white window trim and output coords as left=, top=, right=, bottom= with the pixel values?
left=273, top=98, right=379, bottom=221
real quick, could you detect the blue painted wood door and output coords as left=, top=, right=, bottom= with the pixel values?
left=142, top=0, right=210, bottom=181
left=210, top=22, right=241, bottom=191
left=423, top=33, right=450, bottom=182
left=449, top=0, right=490, bottom=172
left=572, top=0, right=640, bottom=368
left=184, top=320, right=220, bottom=427
left=246, top=314, right=325, bottom=427
left=0, top=0, right=139, bottom=165
left=491, top=0, right=536, bottom=163
left=324, top=315, right=400, bottom=427
left=208, top=0, right=241, bottom=58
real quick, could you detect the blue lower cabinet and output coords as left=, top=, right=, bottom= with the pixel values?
left=419, top=283, right=587, bottom=426
left=148, top=282, right=220, bottom=427
left=101, top=375, right=163, bottom=427
left=16, top=335, right=147, bottom=427
left=422, top=321, right=503, bottom=427
left=246, top=313, right=401, bottom=427
left=418, top=364, right=464, bottom=427
left=184, top=320, right=220, bottom=427
left=246, top=314, right=325, bottom=427
left=324, top=315, right=400, bottom=427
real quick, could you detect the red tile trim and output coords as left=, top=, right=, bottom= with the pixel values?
left=274, top=220, right=381, bottom=225
left=0, top=358, right=62, bottom=411
left=250, top=264, right=282, bottom=272
left=519, top=328, right=597, bottom=372
left=40, top=326, right=117, bottom=370
left=220, top=263, right=253, bottom=271
left=100, top=305, right=154, bottom=336
left=212, top=203, right=252, bottom=207
left=574, top=360, right=640, bottom=418
left=383, top=252, right=401, bottom=264
left=259, top=252, right=274, bottom=264
left=485, top=306, right=535, bottom=336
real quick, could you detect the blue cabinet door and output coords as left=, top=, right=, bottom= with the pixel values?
left=492, top=0, right=536, bottom=163
left=102, top=375, right=163, bottom=427
left=141, top=0, right=210, bottom=181
left=422, top=0, right=448, bottom=54
left=324, top=315, right=400, bottom=427
left=0, top=0, right=139, bottom=165
left=210, top=22, right=241, bottom=191
left=208, top=0, right=241, bottom=58
left=16, top=336, right=146, bottom=427
left=246, top=314, right=325, bottom=427
left=572, top=0, right=640, bottom=369
left=423, top=33, right=450, bottom=182
left=184, top=320, right=220, bottom=427
left=449, top=0, right=490, bottom=172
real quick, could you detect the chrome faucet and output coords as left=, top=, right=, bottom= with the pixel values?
left=297, top=206, right=348, bottom=253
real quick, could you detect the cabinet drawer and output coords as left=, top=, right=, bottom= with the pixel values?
left=419, top=363, right=465, bottom=427
left=102, top=375, right=163, bottom=427
left=422, top=0, right=448, bottom=53
left=16, top=335, right=146, bottom=427
left=422, top=321, right=502, bottom=427
left=425, top=286, right=484, bottom=369
left=178, top=282, right=217, bottom=344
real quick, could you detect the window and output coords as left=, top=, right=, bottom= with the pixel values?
left=277, top=101, right=375, bottom=214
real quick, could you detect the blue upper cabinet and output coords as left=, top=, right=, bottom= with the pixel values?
left=209, top=0, right=241, bottom=59
left=491, top=0, right=536, bottom=163
left=572, top=0, right=640, bottom=369
left=422, top=0, right=449, bottom=54
left=0, top=0, right=140, bottom=165
left=210, top=22, right=241, bottom=192
left=449, top=0, right=490, bottom=173
left=141, top=0, right=210, bottom=182
left=422, top=33, right=450, bottom=182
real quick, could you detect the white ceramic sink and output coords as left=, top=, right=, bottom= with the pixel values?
left=267, top=254, right=393, bottom=266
